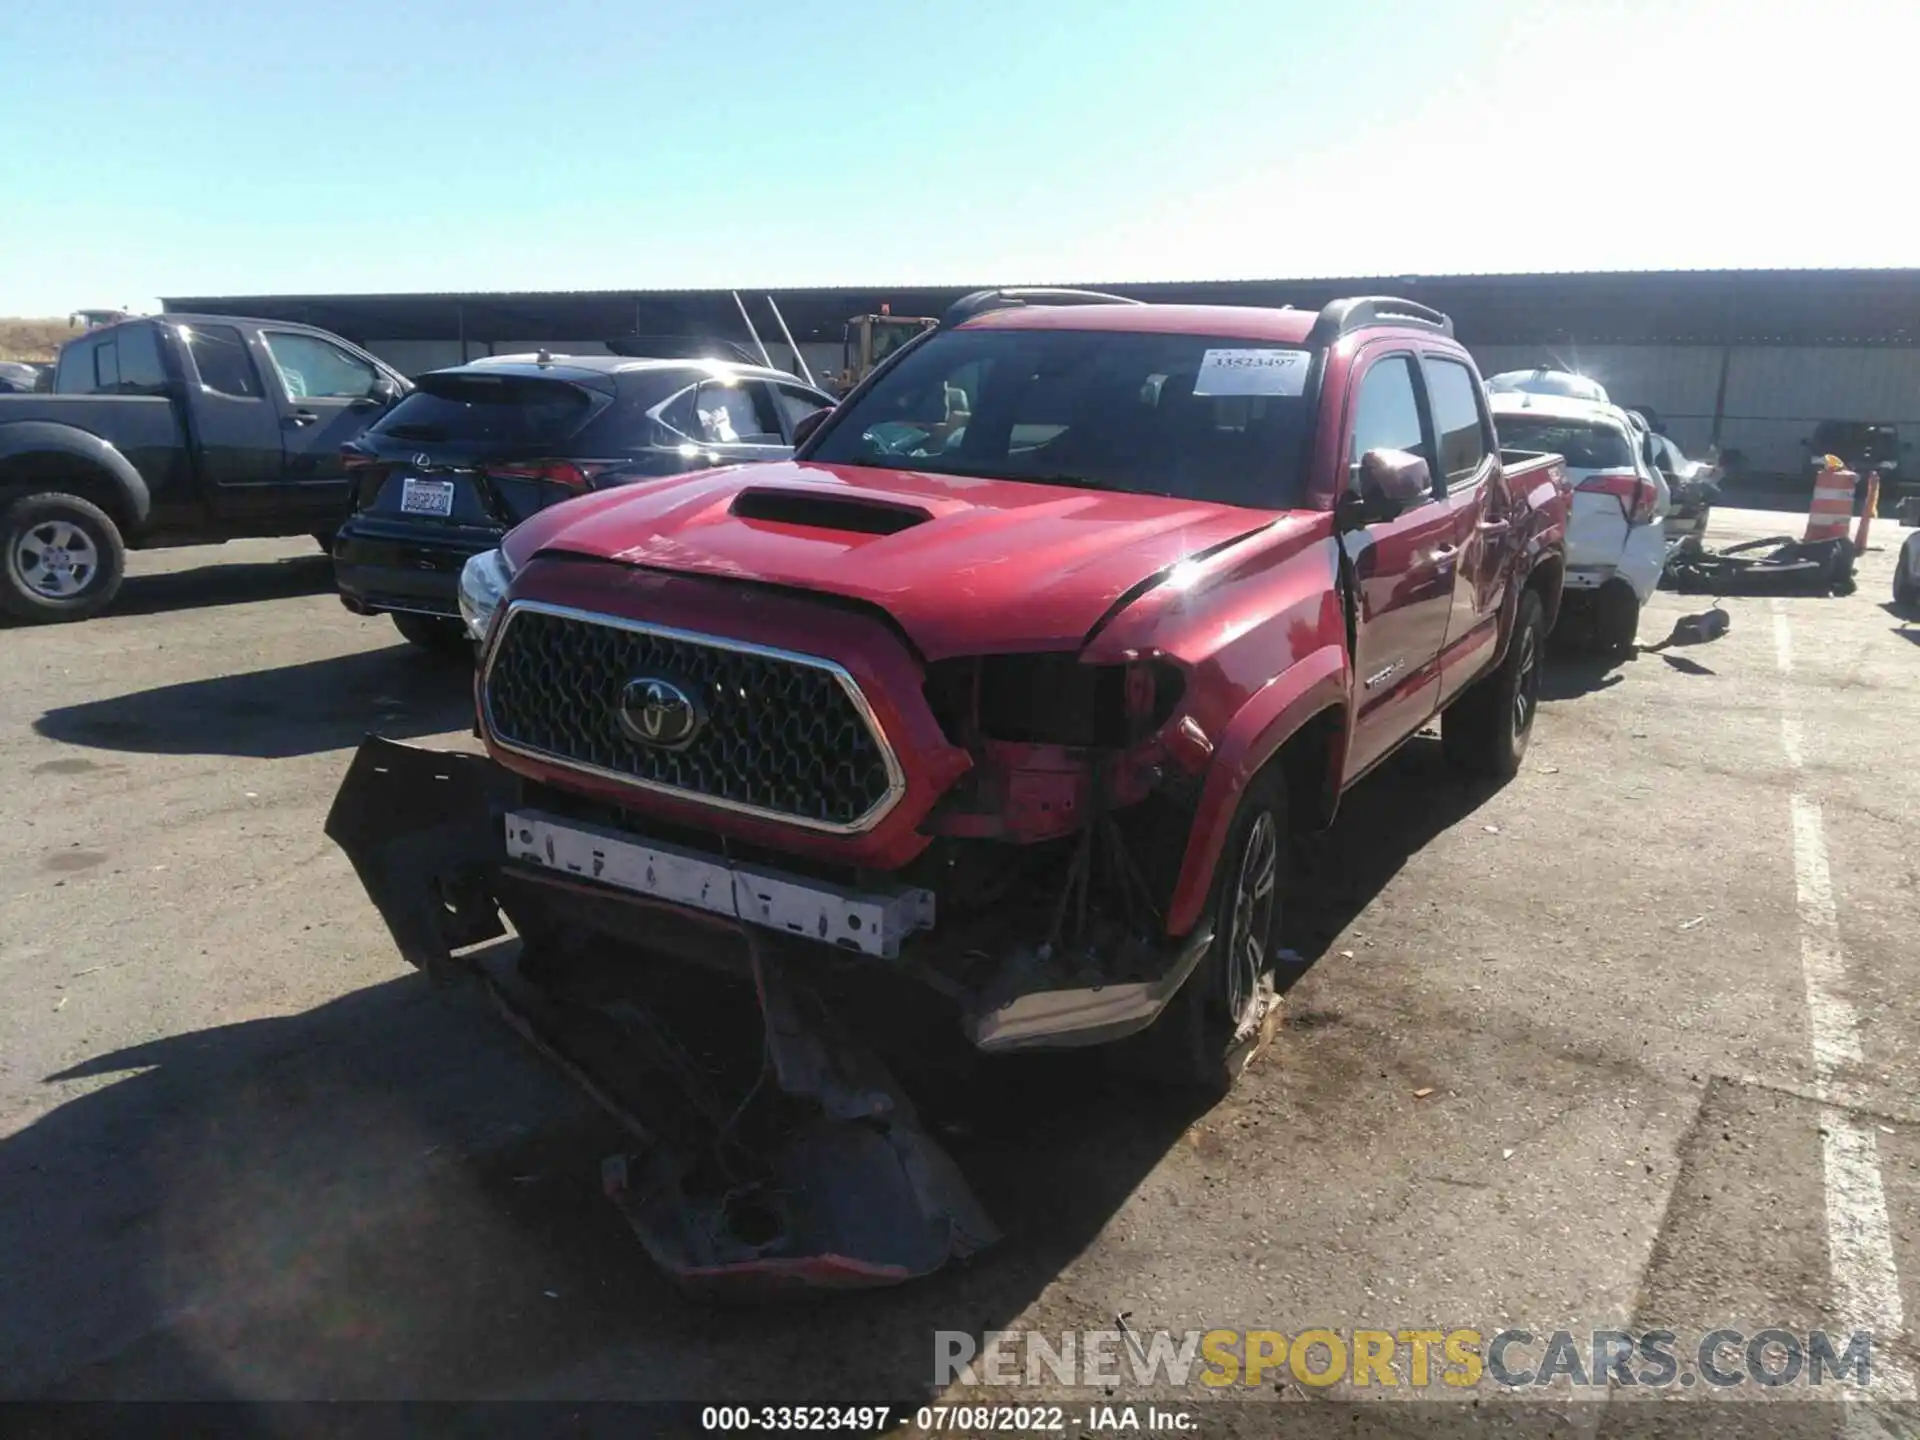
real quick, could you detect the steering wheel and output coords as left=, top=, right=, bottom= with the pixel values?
left=863, top=423, right=939, bottom=457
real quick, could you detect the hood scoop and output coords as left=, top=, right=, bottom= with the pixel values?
left=729, top=486, right=932, bottom=537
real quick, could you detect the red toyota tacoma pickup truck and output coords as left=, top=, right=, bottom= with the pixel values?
left=329, top=290, right=1569, bottom=1291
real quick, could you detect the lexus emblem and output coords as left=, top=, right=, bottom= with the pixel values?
left=618, top=676, right=702, bottom=749
left=412, top=452, right=432, bottom=470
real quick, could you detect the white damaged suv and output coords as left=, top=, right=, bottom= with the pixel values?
left=1491, top=391, right=1669, bottom=654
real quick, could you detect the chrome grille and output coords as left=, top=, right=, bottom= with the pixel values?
left=482, top=603, right=900, bottom=831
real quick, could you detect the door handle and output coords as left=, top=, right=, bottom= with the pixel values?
left=285, top=410, right=318, bottom=428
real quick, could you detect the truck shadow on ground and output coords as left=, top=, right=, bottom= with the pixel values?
left=0, top=553, right=341, bottom=627
left=0, top=743, right=1501, bottom=1409
left=0, top=963, right=1207, bottom=1407
left=1538, top=647, right=1629, bottom=700
left=111, top=552, right=341, bottom=618
left=34, top=645, right=475, bottom=759
left=1275, top=736, right=1500, bottom=987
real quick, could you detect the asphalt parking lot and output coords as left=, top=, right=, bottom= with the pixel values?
left=1, top=512, right=1916, bottom=1431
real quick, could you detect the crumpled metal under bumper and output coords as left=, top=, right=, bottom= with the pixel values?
left=323, top=735, right=518, bottom=985
left=325, top=735, right=999, bottom=1295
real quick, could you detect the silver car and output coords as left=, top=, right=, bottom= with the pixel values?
left=1485, top=368, right=1610, bottom=404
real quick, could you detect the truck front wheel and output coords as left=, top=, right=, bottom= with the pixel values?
left=0, top=492, right=127, bottom=623
left=1134, top=770, right=1285, bottom=1095
left=1441, top=587, right=1545, bottom=781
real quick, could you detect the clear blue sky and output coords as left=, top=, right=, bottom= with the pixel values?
left=0, top=0, right=1904, bottom=316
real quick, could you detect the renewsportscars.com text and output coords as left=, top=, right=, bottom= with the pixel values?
left=935, top=1327, right=1882, bottom=1391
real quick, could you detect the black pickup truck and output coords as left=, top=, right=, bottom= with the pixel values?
left=0, top=314, right=410, bottom=621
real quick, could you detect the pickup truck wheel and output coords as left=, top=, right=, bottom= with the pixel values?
left=1442, top=587, right=1544, bottom=781
left=390, top=611, right=475, bottom=658
left=0, top=492, right=127, bottom=623
left=1134, top=771, right=1284, bottom=1095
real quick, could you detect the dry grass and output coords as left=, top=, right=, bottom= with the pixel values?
left=0, top=317, right=82, bottom=361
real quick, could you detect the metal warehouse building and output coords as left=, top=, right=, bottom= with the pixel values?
left=164, top=270, right=1920, bottom=481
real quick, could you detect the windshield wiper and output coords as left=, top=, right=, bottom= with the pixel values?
left=1010, top=472, right=1139, bottom=493
left=832, top=457, right=1162, bottom=497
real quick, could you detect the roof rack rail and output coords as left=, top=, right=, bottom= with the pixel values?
left=940, top=287, right=1145, bottom=329
left=1306, top=295, right=1453, bottom=345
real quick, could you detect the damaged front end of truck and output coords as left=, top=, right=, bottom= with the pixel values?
left=323, top=578, right=1278, bottom=1295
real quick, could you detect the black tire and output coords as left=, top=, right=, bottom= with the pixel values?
left=390, top=610, right=474, bottom=656
left=1592, top=579, right=1640, bottom=655
left=1442, top=587, right=1545, bottom=781
left=1134, top=769, right=1285, bottom=1095
left=1895, top=553, right=1919, bottom=608
left=0, top=491, right=127, bottom=623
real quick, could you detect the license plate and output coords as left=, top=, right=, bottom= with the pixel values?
left=503, top=809, right=935, bottom=960
left=399, top=477, right=455, bottom=517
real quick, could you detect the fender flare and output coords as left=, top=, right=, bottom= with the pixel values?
left=1163, top=645, right=1352, bottom=936
left=0, top=422, right=152, bottom=527
left=1482, top=521, right=1567, bottom=674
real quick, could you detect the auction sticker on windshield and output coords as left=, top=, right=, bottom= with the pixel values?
left=1193, top=348, right=1310, bottom=398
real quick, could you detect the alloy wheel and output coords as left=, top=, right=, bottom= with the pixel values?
left=1225, top=810, right=1278, bottom=1034
left=1511, top=624, right=1540, bottom=741
left=12, top=520, right=100, bottom=598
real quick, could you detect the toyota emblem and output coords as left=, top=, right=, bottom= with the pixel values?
left=618, top=676, right=702, bottom=749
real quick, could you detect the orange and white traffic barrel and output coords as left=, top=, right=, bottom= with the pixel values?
left=1854, top=470, right=1880, bottom=555
left=1805, top=456, right=1856, bottom=543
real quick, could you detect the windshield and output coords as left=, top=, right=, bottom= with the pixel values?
left=1497, top=415, right=1635, bottom=470
left=373, top=373, right=595, bottom=445
left=1651, top=434, right=1688, bottom=470
left=809, top=328, right=1317, bottom=508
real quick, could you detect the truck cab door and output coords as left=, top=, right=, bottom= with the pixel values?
left=259, top=330, right=398, bottom=522
left=1339, top=350, right=1457, bottom=782
left=1422, top=353, right=1512, bottom=705
left=176, top=321, right=288, bottom=519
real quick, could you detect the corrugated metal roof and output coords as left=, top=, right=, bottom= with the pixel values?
left=160, top=265, right=1920, bottom=303
left=160, top=269, right=1920, bottom=348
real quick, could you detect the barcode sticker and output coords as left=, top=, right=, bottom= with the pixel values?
left=1193, top=348, right=1310, bottom=397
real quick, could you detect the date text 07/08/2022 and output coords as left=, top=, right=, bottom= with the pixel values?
left=700, top=1405, right=1199, bottom=1433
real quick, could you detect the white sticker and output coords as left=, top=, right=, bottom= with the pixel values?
left=1192, top=348, right=1310, bottom=398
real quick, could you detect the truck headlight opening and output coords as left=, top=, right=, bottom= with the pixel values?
left=458, top=547, right=516, bottom=641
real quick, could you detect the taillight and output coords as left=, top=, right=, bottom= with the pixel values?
left=1577, top=470, right=1658, bottom=524
left=482, top=458, right=616, bottom=492
left=341, top=445, right=383, bottom=509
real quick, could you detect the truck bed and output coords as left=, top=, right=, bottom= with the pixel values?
left=0, top=394, right=190, bottom=498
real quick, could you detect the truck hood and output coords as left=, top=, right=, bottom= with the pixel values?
left=507, top=461, right=1288, bottom=657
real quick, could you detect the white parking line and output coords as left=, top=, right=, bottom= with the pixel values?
left=1772, top=598, right=1913, bottom=1401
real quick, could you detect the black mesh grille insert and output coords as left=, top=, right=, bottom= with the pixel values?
left=484, top=607, right=895, bottom=827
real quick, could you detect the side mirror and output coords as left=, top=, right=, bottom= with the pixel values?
left=790, top=405, right=832, bottom=449
left=1340, top=448, right=1433, bottom=526
left=365, top=375, right=402, bottom=406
